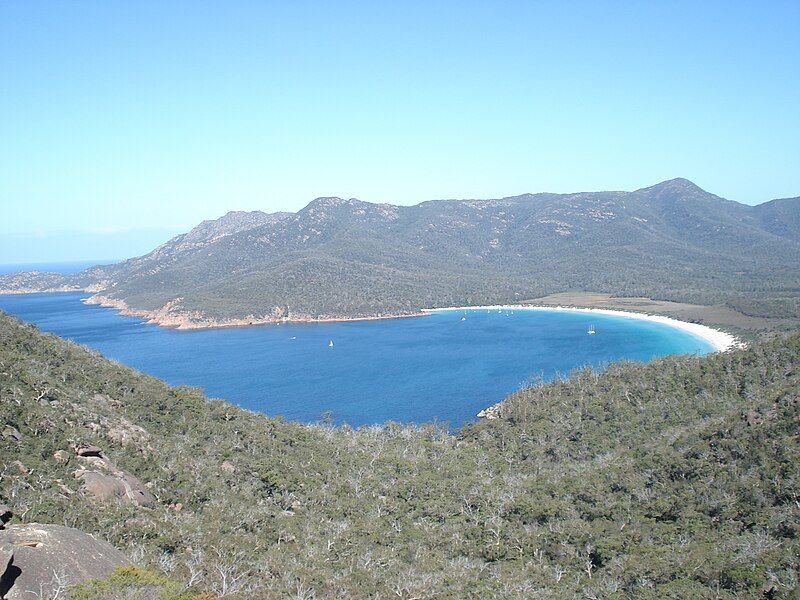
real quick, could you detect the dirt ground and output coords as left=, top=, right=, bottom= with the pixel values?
left=527, top=292, right=799, bottom=340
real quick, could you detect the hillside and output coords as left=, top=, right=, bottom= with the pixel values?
left=1, top=179, right=799, bottom=327
left=0, top=311, right=797, bottom=597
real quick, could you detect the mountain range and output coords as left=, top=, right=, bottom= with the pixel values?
left=2, top=178, right=799, bottom=327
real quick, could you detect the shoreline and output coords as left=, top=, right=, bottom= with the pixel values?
left=0, top=286, right=86, bottom=295
left=425, top=304, right=743, bottom=353
left=1, top=289, right=743, bottom=351
left=82, top=294, right=426, bottom=330
left=3, top=290, right=747, bottom=423
left=429, top=304, right=746, bottom=421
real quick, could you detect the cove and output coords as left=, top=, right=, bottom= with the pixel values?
left=0, top=292, right=713, bottom=428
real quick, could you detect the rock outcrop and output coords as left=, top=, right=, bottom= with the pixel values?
left=0, top=523, right=131, bottom=599
left=477, top=402, right=502, bottom=419
left=1, top=427, right=21, bottom=443
left=70, top=445, right=156, bottom=507
left=74, top=443, right=103, bottom=457
left=0, top=504, right=11, bottom=529
left=53, top=449, right=70, bottom=464
left=76, top=470, right=155, bottom=507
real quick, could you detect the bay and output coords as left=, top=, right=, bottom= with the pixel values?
left=0, top=292, right=712, bottom=428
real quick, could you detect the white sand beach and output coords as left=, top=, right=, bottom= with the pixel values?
left=425, top=304, right=743, bottom=353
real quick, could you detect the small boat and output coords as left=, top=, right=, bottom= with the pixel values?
left=587, top=325, right=596, bottom=335
left=460, top=316, right=466, bottom=322
left=328, top=340, right=334, bottom=347
left=291, top=336, right=296, bottom=340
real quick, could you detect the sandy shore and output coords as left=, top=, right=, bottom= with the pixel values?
left=5, top=289, right=743, bottom=350
left=5, top=290, right=745, bottom=423
left=3, top=288, right=742, bottom=351
left=425, top=304, right=743, bottom=353
left=429, top=304, right=745, bottom=421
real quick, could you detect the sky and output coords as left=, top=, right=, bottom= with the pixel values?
left=1, top=1, right=799, bottom=263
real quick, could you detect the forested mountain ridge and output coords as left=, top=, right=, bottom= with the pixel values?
left=2, top=178, right=799, bottom=326
left=0, top=311, right=797, bottom=597
left=144, top=209, right=293, bottom=256
left=753, top=196, right=800, bottom=239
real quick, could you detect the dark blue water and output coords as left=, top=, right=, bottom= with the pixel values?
left=0, top=293, right=713, bottom=428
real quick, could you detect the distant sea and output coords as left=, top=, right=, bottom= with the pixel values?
left=0, top=260, right=109, bottom=275
left=0, top=292, right=713, bottom=428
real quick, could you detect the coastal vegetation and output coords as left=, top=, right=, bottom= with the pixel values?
left=1, top=311, right=797, bottom=597
left=2, top=178, right=799, bottom=329
left=4, top=4, right=798, bottom=599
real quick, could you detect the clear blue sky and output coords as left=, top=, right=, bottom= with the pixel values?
left=1, top=1, right=798, bottom=263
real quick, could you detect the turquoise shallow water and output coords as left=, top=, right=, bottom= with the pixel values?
left=0, top=293, right=713, bottom=428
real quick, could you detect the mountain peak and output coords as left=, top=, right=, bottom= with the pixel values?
left=302, top=197, right=379, bottom=213
left=303, top=197, right=349, bottom=210
left=637, top=178, right=708, bottom=195
left=311, top=196, right=347, bottom=204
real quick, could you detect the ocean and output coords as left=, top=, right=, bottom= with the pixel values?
left=0, top=260, right=109, bottom=275
left=0, top=292, right=713, bottom=428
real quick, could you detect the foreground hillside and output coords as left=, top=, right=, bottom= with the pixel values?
left=2, top=178, right=799, bottom=327
left=0, top=312, right=798, bottom=598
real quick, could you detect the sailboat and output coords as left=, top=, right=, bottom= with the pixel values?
left=460, top=316, right=466, bottom=322
left=587, top=325, right=596, bottom=335
left=328, top=340, right=334, bottom=347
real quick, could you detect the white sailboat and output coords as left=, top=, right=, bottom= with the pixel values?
left=328, top=340, right=334, bottom=347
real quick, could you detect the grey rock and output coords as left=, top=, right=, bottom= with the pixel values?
left=53, top=449, right=70, bottom=464
left=0, top=523, right=131, bottom=599
left=75, top=444, right=104, bottom=457
left=0, top=503, right=11, bottom=527
left=54, top=480, right=75, bottom=496
left=71, top=451, right=157, bottom=508
left=78, top=471, right=126, bottom=502
left=1, top=426, right=21, bottom=442
left=0, top=547, right=13, bottom=594
left=477, top=402, right=502, bottom=420
left=77, top=471, right=156, bottom=508
left=90, top=393, right=113, bottom=407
